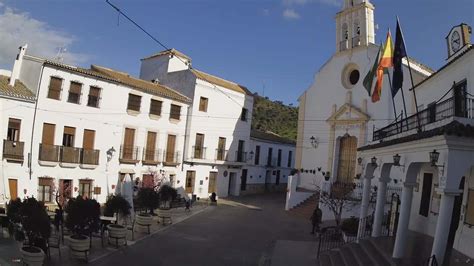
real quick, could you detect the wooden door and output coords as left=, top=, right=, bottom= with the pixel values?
left=8, top=179, right=17, bottom=200
left=240, top=169, right=247, bottom=191
left=166, top=134, right=176, bottom=162
left=83, top=129, right=95, bottom=150
left=208, top=172, right=217, bottom=193
left=146, top=132, right=157, bottom=161
left=123, top=128, right=135, bottom=159
left=336, top=134, right=357, bottom=182
left=42, top=123, right=55, bottom=145
left=194, top=133, right=204, bottom=158
left=185, top=171, right=195, bottom=193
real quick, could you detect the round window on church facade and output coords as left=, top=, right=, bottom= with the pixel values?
left=341, top=63, right=360, bottom=89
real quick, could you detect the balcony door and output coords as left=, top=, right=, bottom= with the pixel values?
left=8, top=179, right=17, bottom=200
left=453, top=80, right=467, bottom=117
left=194, top=133, right=204, bottom=159
left=42, top=123, right=55, bottom=145
left=145, top=131, right=157, bottom=161
left=166, top=134, right=176, bottom=162
left=217, top=137, right=226, bottom=160
left=336, top=134, right=357, bottom=182
left=123, top=128, right=135, bottom=159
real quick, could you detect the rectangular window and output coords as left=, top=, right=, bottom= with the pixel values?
left=419, top=173, right=433, bottom=217
left=150, top=99, right=162, bottom=116
left=165, top=134, right=176, bottom=162
left=83, top=129, right=95, bottom=150
left=127, top=94, right=141, bottom=112
left=87, top=86, right=101, bottom=108
left=7, top=118, right=21, bottom=141
left=122, top=128, right=136, bottom=160
left=67, top=81, right=82, bottom=104
left=217, top=137, right=226, bottom=160
left=79, top=180, right=92, bottom=199
left=42, top=123, right=56, bottom=145
left=38, top=178, right=52, bottom=203
left=254, top=145, right=260, bottom=165
left=145, top=131, right=157, bottom=161
left=240, top=108, right=248, bottom=121
left=199, top=97, right=208, bottom=112
left=287, top=150, right=293, bottom=167
left=185, top=171, right=195, bottom=193
left=62, top=126, right=75, bottom=147
left=194, top=133, right=204, bottom=159
left=277, top=149, right=282, bottom=167
left=267, top=148, right=273, bottom=166
left=170, top=104, right=181, bottom=120
left=466, top=189, right=474, bottom=226
left=237, top=140, right=245, bottom=162
left=47, top=77, right=62, bottom=100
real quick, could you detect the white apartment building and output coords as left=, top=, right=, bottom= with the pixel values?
left=0, top=45, right=191, bottom=205
left=140, top=49, right=255, bottom=199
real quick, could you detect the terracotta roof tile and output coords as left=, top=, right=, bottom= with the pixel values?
left=141, top=49, right=192, bottom=61
left=191, top=69, right=252, bottom=95
left=0, top=75, right=35, bottom=101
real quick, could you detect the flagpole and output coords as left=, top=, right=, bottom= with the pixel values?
left=386, top=69, right=400, bottom=133
left=399, top=78, right=409, bottom=130
left=398, top=16, right=421, bottom=132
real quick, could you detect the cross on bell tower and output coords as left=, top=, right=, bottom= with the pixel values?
left=336, top=0, right=375, bottom=52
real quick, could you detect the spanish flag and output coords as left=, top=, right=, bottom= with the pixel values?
left=372, top=30, right=394, bottom=103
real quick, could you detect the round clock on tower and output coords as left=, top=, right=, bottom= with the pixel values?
left=446, top=23, right=472, bottom=59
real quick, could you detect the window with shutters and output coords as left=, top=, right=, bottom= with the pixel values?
left=79, top=180, right=93, bottom=199
left=87, top=86, right=101, bottom=108
left=7, top=118, right=21, bottom=141
left=63, top=127, right=75, bottom=147
left=38, top=178, right=53, bottom=203
left=67, top=81, right=82, bottom=104
left=83, top=129, right=95, bottom=150
left=165, top=134, right=176, bottom=163
left=199, top=97, right=208, bottom=112
left=194, top=133, right=205, bottom=159
left=185, top=171, right=195, bottom=193
left=217, top=137, right=226, bottom=161
left=170, top=104, right=181, bottom=120
left=254, top=145, right=260, bottom=165
left=466, top=189, right=474, bottom=226
left=241, top=108, right=248, bottom=121
left=122, top=128, right=136, bottom=160
left=145, top=131, right=157, bottom=161
left=127, top=94, right=141, bottom=112
left=42, top=123, right=56, bottom=145
left=287, top=150, right=293, bottom=167
left=150, top=99, right=162, bottom=116
left=47, top=77, right=62, bottom=100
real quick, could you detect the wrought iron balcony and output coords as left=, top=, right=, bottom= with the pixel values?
left=373, top=96, right=474, bottom=141
left=60, top=146, right=81, bottom=164
left=163, top=150, right=181, bottom=166
left=215, top=148, right=228, bottom=161
left=3, top=140, right=24, bottom=162
left=39, top=144, right=60, bottom=162
left=81, top=149, right=99, bottom=165
left=142, top=148, right=162, bottom=165
left=120, top=145, right=140, bottom=163
left=192, top=146, right=207, bottom=159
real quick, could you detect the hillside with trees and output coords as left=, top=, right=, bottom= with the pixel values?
left=251, top=94, right=298, bottom=141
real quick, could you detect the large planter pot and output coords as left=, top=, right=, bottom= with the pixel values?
left=68, top=234, right=90, bottom=259
left=107, top=224, right=127, bottom=247
left=342, top=231, right=357, bottom=243
left=135, top=214, right=153, bottom=233
left=21, top=246, right=45, bottom=266
left=157, top=209, right=172, bottom=225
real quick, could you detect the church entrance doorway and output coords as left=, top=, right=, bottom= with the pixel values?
left=336, top=134, right=357, bottom=183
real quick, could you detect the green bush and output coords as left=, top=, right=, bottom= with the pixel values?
left=340, top=217, right=359, bottom=236
left=104, top=195, right=131, bottom=217
left=136, top=187, right=160, bottom=214
left=158, top=185, right=177, bottom=208
left=20, top=198, right=51, bottom=252
left=65, top=196, right=101, bottom=236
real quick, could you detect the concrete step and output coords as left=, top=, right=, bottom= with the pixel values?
left=339, top=245, right=361, bottom=266
left=319, top=253, right=332, bottom=266
left=359, top=239, right=393, bottom=266
left=348, top=243, right=375, bottom=266
left=328, top=250, right=345, bottom=266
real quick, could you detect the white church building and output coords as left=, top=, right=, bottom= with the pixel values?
left=287, top=0, right=474, bottom=263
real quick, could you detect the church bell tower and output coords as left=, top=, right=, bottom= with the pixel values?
left=336, top=0, right=375, bottom=52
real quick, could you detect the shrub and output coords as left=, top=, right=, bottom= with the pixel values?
left=136, top=187, right=160, bottom=214
left=65, top=196, right=100, bottom=236
left=20, top=198, right=51, bottom=252
left=158, top=185, right=177, bottom=208
left=340, top=217, right=359, bottom=236
left=7, top=198, right=22, bottom=224
left=104, top=195, right=131, bottom=218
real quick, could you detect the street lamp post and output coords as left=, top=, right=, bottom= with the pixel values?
left=106, top=147, right=116, bottom=196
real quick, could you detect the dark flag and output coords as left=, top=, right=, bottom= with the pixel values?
left=392, top=18, right=407, bottom=97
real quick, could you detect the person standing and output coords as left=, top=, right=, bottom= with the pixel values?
left=310, top=207, right=322, bottom=234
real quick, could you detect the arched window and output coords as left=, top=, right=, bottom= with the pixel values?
left=342, top=23, right=348, bottom=40
left=353, top=21, right=360, bottom=36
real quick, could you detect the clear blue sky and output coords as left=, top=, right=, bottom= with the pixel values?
left=1, top=0, right=473, bottom=105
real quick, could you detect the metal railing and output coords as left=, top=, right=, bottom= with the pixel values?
left=142, top=148, right=162, bottom=163
left=192, top=146, right=207, bottom=159
left=163, top=150, right=181, bottom=164
left=3, top=140, right=25, bottom=161
left=373, top=97, right=474, bottom=141
left=81, top=149, right=99, bottom=165
left=39, top=144, right=60, bottom=162
left=60, top=146, right=81, bottom=164
left=215, top=148, right=228, bottom=161
left=317, top=226, right=347, bottom=257
left=120, top=145, right=140, bottom=162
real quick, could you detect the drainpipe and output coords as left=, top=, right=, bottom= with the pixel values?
left=181, top=105, right=191, bottom=172
left=28, top=65, right=45, bottom=180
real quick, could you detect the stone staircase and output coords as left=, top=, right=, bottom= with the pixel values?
left=288, top=194, right=319, bottom=219
left=317, top=238, right=395, bottom=266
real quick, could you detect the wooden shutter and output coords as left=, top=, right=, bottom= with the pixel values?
left=39, top=177, right=53, bottom=186
left=127, top=94, right=141, bottom=112
left=48, top=77, right=62, bottom=100
left=166, top=134, right=176, bottom=161
left=170, top=104, right=181, bottom=120
left=150, top=99, right=162, bottom=116
left=42, top=123, right=55, bottom=145
left=64, top=126, right=76, bottom=136
left=218, top=137, right=226, bottom=150
left=146, top=131, right=157, bottom=152
left=199, top=97, right=208, bottom=112
left=83, top=129, right=95, bottom=150
left=208, top=172, right=217, bottom=193
left=124, top=128, right=135, bottom=148
left=70, top=82, right=82, bottom=94
left=89, top=86, right=100, bottom=97
left=8, top=118, right=21, bottom=131
left=186, top=171, right=195, bottom=193
left=195, top=134, right=204, bottom=148
left=8, top=179, right=17, bottom=200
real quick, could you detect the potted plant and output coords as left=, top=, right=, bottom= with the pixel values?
left=158, top=185, right=177, bottom=209
left=104, top=195, right=131, bottom=246
left=340, top=216, right=359, bottom=243
left=64, top=196, right=100, bottom=260
left=135, top=188, right=159, bottom=230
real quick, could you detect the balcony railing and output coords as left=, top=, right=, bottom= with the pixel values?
left=215, top=149, right=228, bottom=161
left=39, top=144, right=60, bottom=162
left=142, top=148, right=162, bottom=164
left=60, top=146, right=81, bottom=164
left=3, top=140, right=25, bottom=161
left=81, top=149, right=99, bottom=165
left=192, top=146, right=207, bottom=159
left=120, top=146, right=140, bottom=163
left=352, top=36, right=361, bottom=47
left=163, top=150, right=181, bottom=165
left=373, top=97, right=474, bottom=141
left=235, top=151, right=247, bottom=163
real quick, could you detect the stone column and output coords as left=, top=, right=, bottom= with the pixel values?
left=357, top=175, right=373, bottom=239
left=430, top=190, right=459, bottom=264
left=372, top=177, right=390, bottom=237
left=392, top=182, right=416, bottom=259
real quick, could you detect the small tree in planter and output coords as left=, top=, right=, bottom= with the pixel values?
left=104, top=195, right=131, bottom=247
left=340, top=216, right=359, bottom=242
left=6, top=198, right=23, bottom=238
left=136, top=187, right=160, bottom=215
left=64, top=196, right=100, bottom=259
left=158, top=185, right=177, bottom=209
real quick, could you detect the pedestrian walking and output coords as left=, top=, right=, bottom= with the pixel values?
left=310, top=207, right=322, bottom=234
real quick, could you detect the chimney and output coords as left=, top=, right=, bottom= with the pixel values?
left=9, top=44, right=28, bottom=87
